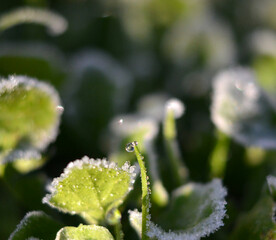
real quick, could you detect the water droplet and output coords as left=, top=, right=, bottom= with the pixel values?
left=125, top=141, right=138, bottom=152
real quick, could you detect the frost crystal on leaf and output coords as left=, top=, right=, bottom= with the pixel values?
left=211, top=67, right=276, bottom=149
left=129, top=179, right=227, bottom=240
left=43, top=156, right=136, bottom=223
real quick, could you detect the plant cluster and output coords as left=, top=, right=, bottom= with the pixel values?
left=1, top=1, right=276, bottom=240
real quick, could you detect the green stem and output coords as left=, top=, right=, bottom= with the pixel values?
left=133, top=143, right=150, bottom=240
left=209, top=131, right=230, bottom=178
left=163, top=110, right=188, bottom=187
left=115, top=221, right=124, bottom=240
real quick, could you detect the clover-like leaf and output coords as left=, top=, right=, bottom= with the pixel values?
left=55, top=224, right=114, bottom=240
left=0, top=75, right=63, bottom=156
left=43, top=156, right=136, bottom=224
left=8, top=211, right=63, bottom=240
left=211, top=67, right=276, bottom=149
left=0, top=7, right=67, bottom=35
left=129, top=179, right=227, bottom=240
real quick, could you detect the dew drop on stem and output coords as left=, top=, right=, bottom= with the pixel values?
left=125, top=141, right=138, bottom=152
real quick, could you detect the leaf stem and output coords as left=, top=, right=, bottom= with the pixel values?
left=115, top=221, right=124, bottom=240
left=163, top=109, right=188, bottom=187
left=209, top=131, right=230, bottom=178
left=132, top=142, right=150, bottom=240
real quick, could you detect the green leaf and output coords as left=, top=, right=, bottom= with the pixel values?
left=43, top=156, right=136, bottom=224
left=0, top=42, right=66, bottom=88
left=64, top=50, right=133, bottom=154
left=55, top=224, right=114, bottom=240
left=129, top=209, right=142, bottom=238
left=8, top=211, right=63, bottom=240
left=253, top=55, right=276, bottom=110
left=110, top=115, right=158, bottom=166
left=0, top=75, right=63, bottom=156
left=211, top=68, right=276, bottom=149
left=129, top=179, right=227, bottom=240
left=0, top=7, right=67, bottom=35
left=230, top=195, right=276, bottom=240
left=2, top=149, right=45, bottom=174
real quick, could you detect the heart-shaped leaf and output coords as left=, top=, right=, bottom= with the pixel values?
left=43, top=156, right=136, bottom=224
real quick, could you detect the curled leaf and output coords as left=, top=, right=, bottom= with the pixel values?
left=43, top=156, right=136, bottom=224
left=0, top=7, right=67, bottom=35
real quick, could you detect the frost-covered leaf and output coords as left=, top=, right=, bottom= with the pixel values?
left=8, top=211, right=63, bottom=240
left=230, top=195, right=276, bottom=240
left=129, top=179, right=227, bottom=240
left=2, top=149, right=45, bottom=174
left=267, top=175, right=276, bottom=200
left=0, top=7, right=67, bottom=35
left=55, top=224, right=114, bottom=240
left=64, top=50, right=133, bottom=153
left=163, top=12, right=236, bottom=69
left=0, top=42, right=66, bottom=88
left=129, top=209, right=142, bottom=238
left=109, top=114, right=158, bottom=166
left=117, top=0, right=208, bottom=42
left=43, top=156, right=136, bottom=224
left=211, top=67, right=276, bottom=149
left=0, top=75, right=63, bottom=155
left=137, top=93, right=170, bottom=121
